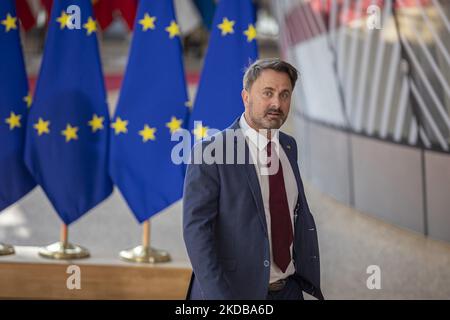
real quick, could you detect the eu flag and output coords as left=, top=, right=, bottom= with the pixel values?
left=109, top=0, right=189, bottom=223
left=24, top=0, right=112, bottom=225
left=189, top=0, right=258, bottom=140
left=0, top=0, right=36, bottom=212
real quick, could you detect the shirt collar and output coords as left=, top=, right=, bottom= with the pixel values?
left=239, top=113, right=280, bottom=151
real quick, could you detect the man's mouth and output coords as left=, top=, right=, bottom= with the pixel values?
left=266, top=111, right=282, bottom=118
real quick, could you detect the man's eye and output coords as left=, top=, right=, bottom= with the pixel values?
left=281, top=92, right=290, bottom=99
left=263, top=91, right=272, bottom=97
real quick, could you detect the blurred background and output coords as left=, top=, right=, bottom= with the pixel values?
left=1, top=0, right=450, bottom=299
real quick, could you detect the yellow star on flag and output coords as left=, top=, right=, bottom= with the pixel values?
left=23, top=92, right=33, bottom=108
left=88, top=114, right=104, bottom=132
left=57, top=11, right=71, bottom=29
left=139, top=13, right=156, bottom=31
left=83, top=17, right=97, bottom=35
left=166, top=116, right=183, bottom=134
left=139, top=125, right=156, bottom=142
left=218, top=17, right=235, bottom=36
left=111, top=117, right=128, bottom=135
left=165, top=20, right=180, bottom=38
left=5, top=112, right=21, bottom=130
left=34, top=118, right=50, bottom=136
left=244, top=24, right=257, bottom=42
left=61, top=124, right=79, bottom=142
left=192, top=123, right=209, bottom=140
left=1, top=13, right=17, bottom=32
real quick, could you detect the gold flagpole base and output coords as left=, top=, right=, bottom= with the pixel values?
left=38, top=241, right=90, bottom=260
left=119, top=245, right=171, bottom=263
left=0, top=243, right=15, bottom=256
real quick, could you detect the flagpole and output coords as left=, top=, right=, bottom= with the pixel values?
left=119, top=219, right=171, bottom=263
left=0, top=243, right=15, bottom=256
left=142, top=220, right=150, bottom=248
left=61, top=223, right=68, bottom=247
left=38, top=223, right=90, bottom=260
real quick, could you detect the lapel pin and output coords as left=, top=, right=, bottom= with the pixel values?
left=286, top=145, right=291, bottom=150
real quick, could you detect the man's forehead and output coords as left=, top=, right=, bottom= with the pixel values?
left=254, top=70, right=292, bottom=89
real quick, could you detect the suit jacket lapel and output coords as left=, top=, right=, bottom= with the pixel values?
left=279, top=133, right=302, bottom=229
left=279, top=133, right=302, bottom=196
left=229, top=118, right=268, bottom=236
left=244, top=158, right=268, bottom=236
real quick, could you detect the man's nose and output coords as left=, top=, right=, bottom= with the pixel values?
left=270, top=95, right=282, bottom=108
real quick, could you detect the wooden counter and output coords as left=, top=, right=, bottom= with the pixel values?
left=0, top=246, right=192, bottom=299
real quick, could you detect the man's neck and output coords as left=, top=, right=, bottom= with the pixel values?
left=243, top=113, right=273, bottom=140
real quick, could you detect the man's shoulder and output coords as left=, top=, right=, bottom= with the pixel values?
left=191, top=127, right=243, bottom=149
left=191, top=123, right=298, bottom=152
left=191, top=129, right=229, bottom=150
left=279, top=130, right=294, bottom=140
left=279, top=131, right=297, bottom=147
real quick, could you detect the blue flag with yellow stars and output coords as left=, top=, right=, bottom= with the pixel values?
left=109, top=0, right=189, bottom=223
left=189, top=0, right=258, bottom=141
left=0, top=0, right=36, bottom=212
left=24, top=0, right=112, bottom=225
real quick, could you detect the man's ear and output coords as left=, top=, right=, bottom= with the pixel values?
left=241, top=89, right=249, bottom=107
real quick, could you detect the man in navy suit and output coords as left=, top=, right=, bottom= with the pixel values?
left=183, top=58, right=323, bottom=300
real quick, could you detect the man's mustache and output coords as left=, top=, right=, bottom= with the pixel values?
left=265, top=108, right=284, bottom=116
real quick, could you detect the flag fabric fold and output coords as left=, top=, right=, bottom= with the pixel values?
left=109, top=0, right=189, bottom=223
left=24, top=0, right=112, bottom=225
left=188, top=0, right=258, bottom=141
left=0, top=0, right=36, bottom=212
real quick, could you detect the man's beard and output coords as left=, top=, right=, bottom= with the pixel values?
left=249, top=103, right=286, bottom=130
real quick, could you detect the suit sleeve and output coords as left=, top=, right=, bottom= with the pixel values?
left=182, top=142, right=234, bottom=299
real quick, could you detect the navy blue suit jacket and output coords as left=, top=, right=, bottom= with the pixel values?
left=183, top=118, right=323, bottom=300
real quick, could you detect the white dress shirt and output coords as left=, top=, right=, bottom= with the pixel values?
left=239, top=113, right=298, bottom=284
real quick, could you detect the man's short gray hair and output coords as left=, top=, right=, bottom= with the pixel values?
left=243, top=58, right=299, bottom=91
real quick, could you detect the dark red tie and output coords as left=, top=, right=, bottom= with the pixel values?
left=267, top=141, right=293, bottom=273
